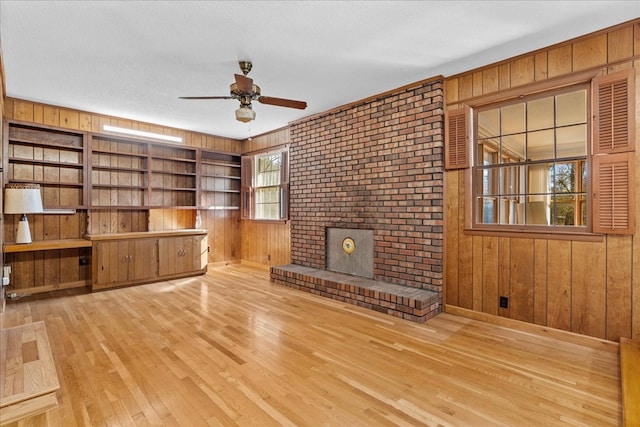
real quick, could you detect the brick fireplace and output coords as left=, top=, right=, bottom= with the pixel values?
left=271, top=77, right=445, bottom=321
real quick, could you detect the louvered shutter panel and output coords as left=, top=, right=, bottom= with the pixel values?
left=279, top=150, right=290, bottom=220
left=593, top=68, right=635, bottom=155
left=241, top=156, right=254, bottom=219
left=444, top=107, right=470, bottom=170
left=592, top=69, right=635, bottom=234
left=593, top=153, right=634, bottom=234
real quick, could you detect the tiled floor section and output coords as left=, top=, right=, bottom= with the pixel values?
left=270, top=264, right=440, bottom=322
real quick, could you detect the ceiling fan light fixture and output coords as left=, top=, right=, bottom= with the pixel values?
left=235, top=105, right=256, bottom=123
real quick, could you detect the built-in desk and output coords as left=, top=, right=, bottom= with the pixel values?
left=4, top=239, right=92, bottom=253
left=3, top=239, right=93, bottom=294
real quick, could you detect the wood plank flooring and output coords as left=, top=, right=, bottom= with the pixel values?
left=0, top=321, right=60, bottom=424
left=0, top=264, right=621, bottom=426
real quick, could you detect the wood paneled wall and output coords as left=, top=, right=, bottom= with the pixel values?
left=4, top=98, right=240, bottom=153
left=444, top=19, right=640, bottom=341
left=240, top=128, right=291, bottom=267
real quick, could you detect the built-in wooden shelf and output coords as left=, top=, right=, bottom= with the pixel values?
left=4, top=239, right=92, bottom=253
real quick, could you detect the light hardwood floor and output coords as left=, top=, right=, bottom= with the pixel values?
left=1, top=265, right=621, bottom=426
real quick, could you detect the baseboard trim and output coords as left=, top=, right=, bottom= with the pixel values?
left=445, top=305, right=619, bottom=352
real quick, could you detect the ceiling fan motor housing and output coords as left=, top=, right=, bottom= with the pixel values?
left=230, top=83, right=261, bottom=98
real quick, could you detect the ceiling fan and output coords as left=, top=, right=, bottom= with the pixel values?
left=179, top=61, right=307, bottom=123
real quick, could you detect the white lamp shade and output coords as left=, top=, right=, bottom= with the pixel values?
left=4, top=184, right=44, bottom=214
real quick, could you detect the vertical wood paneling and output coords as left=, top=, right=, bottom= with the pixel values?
left=458, top=180, right=473, bottom=309
left=533, top=239, right=547, bottom=326
left=444, top=19, right=640, bottom=340
left=13, top=100, right=34, bottom=122
left=534, top=52, right=548, bottom=81
left=482, top=236, right=499, bottom=315
left=33, top=104, right=43, bottom=123
left=510, top=238, right=534, bottom=323
left=498, top=63, right=511, bottom=90
left=6, top=97, right=241, bottom=154
left=458, top=75, right=474, bottom=101
left=472, top=72, right=483, bottom=97
left=444, top=169, right=459, bottom=306
left=498, top=237, right=511, bottom=318
left=547, top=45, right=573, bottom=78
left=445, top=78, right=459, bottom=105
left=510, top=56, right=535, bottom=87
left=241, top=220, right=290, bottom=267
left=571, top=240, right=607, bottom=338
left=608, top=26, right=634, bottom=62
left=606, top=235, right=633, bottom=341
left=472, top=235, right=483, bottom=311
left=43, top=105, right=59, bottom=126
left=572, top=35, right=608, bottom=71
left=543, top=228, right=572, bottom=329
left=482, top=67, right=499, bottom=94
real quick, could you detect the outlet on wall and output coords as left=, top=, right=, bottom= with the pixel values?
left=499, top=296, right=509, bottom=308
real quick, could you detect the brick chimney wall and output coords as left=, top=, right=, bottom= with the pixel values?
left=289, top=78, right=444, bottom=292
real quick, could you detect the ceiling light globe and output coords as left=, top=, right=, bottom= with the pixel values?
left=235, top=106, right=256, bottom=123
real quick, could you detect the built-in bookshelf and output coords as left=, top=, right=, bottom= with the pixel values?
left=199, top=150, right=241, bottom=210
left=5, top=122, right=85, bottom=209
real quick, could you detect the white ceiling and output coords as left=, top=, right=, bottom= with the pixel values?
left=1, top=1, right=639, bottom=140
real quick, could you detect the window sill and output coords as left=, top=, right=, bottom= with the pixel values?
left=245, top=218, right=289, bottom=225
left=463, top=227, right=604, bottom=242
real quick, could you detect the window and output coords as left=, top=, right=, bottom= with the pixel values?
left=241, top=148, right=289, bottom=220
left=446, top=69, right=635, bottom=235
left=473, top=85, right=589, bottom=230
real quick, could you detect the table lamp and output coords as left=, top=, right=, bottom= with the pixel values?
left=4, top=183, right=44, bottom=244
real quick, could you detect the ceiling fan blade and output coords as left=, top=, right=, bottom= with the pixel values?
left=234, top=74, right=253, bottom=93
left=179, top=96, right=234, bottom=100
left=258, top=96, right=307, bottom=110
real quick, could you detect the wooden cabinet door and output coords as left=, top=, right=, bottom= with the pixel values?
left=130, top=238, right=158, bottom=281
left=180, top=237, right=198, bottom=274
left=94, top=241, right=128, bottom=289
left=158, top=236, right=178, bottom=277
left=158, top=236, right=206, bottom=277
left=94, top=238, right=158, bottom=289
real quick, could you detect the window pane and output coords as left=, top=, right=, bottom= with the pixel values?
left=527, top=96, right=554, bottom=131
left=499, top=196, right=518, bottom=224
left=478, top=168, right=498, bottom=195
left=500, top=165, right=524, bottom=196
left=551, top=162, right=577, bottom=193
left=556, top=124, right=586, bottom=158
left=522, top=198, right=549, bottom=225
left=527, top=163, right=550, bottom=194
left=553, top=194, right=573, bottom=225
left=527, top=129, right=554, bottom=161
left=477, top=138, right=499, bottom=166
left=478, top=108, right=500, bottom=138
left=501, top=134, right=525, bottom=163
left=477, top=196, right=497, bottom=224
left=556, top=89, right=586, bottom=126
left=501, top=103, right=525, bottom=135
left=255, top=186, right=280, bottom=219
